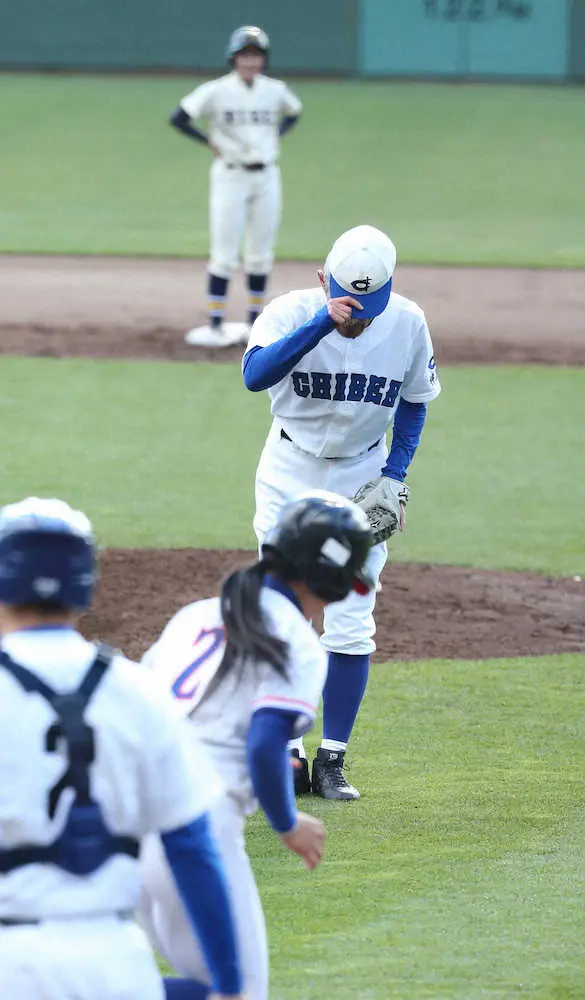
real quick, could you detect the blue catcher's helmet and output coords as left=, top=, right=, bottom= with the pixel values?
left=0, top=498, right=96, bottom=609
left=261, top=491, right=374, bottom=604
left=226, top=25, right=270, bottom=65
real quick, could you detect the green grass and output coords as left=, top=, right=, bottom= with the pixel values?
left=1, top=74, right=584, bottom=265
left=164, top=653, right=585, bottom=999
left=0, top=355, right=265, bottom=549
left=0, top=356, right=582, bottom=574
left=396, top=365, right=585, bottom=575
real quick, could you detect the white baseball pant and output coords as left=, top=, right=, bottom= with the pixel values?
left=139, top=793, right=268, bottom=1000
left=209, top=160, right=282, bottom=277
left=0, top=915, right=163, bottom=999
left=253, top=421, right=388, bottom=655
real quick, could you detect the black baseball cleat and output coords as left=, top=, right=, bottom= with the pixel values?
left=291, top=749, right=312, bottom=796
left=311, top=747, right=360, bottom=801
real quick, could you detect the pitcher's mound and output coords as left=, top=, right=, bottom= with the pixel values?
left=81, top=549, right=585, bottom=663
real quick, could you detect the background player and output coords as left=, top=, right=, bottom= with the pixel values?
left=0, top=497, right=244, bottom=1000
left=139, top=493, right=373, bottom=1000
left=170, top=25, right=302, bottom=349
left=242, top=224, right=442, bottom=801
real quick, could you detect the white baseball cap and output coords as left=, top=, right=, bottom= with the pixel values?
left=325, top=225, right=397, bottom=319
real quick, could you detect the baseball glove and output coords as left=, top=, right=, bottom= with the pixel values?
left=352, top=477, right=410, bottom=544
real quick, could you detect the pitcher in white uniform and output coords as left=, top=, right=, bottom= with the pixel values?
left=170, top=25, right=302, bottom=348
left=242, top=224, right=442, bottom=801
left=139, top=492, right=373, bottom=1000
left=0, top=498, right=244, bottom=1000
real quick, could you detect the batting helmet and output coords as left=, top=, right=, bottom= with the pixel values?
left=261, top=492, right=373, bottom=603
left=227, top=25, right=270, bottom=65
left=0, top=497, right=96, bottom=609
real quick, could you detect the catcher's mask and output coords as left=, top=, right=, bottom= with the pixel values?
left=261, top=492, right=373, bottom=603
left=227, top=25, right=270, bottom=66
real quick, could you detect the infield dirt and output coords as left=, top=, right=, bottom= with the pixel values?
left=2, top=255, right=584, bottom=661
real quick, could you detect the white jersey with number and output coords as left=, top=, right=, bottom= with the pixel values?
left=142, top=589, right=327, bottom=814
left=0, top=628, right=220, bottom=921
left=180, top=72, right=302, bottom=167
left=246, top=286, right=441, bottom=460
left=140, top=585, right=324, bottom=1000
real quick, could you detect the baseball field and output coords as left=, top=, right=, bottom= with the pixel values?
left=1, top=74, right=585, bottom=998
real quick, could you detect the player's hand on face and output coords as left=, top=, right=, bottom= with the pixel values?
left=327, top=295, right=363, bottom=326
left=279, top=812, right=326, bottom=870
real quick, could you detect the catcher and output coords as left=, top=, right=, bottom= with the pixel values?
left=242, top=224, right=441, bottom=800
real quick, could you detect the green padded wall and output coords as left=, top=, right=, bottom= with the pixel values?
left=0, top=0, right=358, bottom=74
left=360, top=0, right=570, bottom=80
left=569, top=0, right=585, bottom=78
left=0, top=0, right=579, bottom=80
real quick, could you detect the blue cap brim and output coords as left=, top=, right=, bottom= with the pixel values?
left=329, top=275, right=392, bottom=319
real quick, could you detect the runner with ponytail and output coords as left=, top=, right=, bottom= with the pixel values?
left=139, top=492, right=373, bottom=1000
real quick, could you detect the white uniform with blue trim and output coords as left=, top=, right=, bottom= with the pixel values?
left=0, top=627, right=220, bottom=1000
left=246, top=286, right=441, bottom=654
left=139, top=588, right=327, bottom=1000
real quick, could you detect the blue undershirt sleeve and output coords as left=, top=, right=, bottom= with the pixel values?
left=383, top=398, right=427, bottom=482
left=247, top=708, right=298, bottom=834
left=169, top=106, right=210, bottom=145
left=279, top=114, right=300, bottom=137
left=242, top=306, right=335, bottom=391
left=161, top=815, right=241, bottom=996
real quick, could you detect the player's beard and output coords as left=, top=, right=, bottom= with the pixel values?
left=336, top=318, right=373, bottom=339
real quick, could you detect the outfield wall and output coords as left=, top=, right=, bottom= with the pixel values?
left=571, top=0, right=585, bottom=76
left=0, top=0, right=358, bottom=74
left=1, top=0, right=583, bottom=79
left=360, top=0, right=571, bottom=80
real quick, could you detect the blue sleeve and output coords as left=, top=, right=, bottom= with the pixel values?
left=383, top=398, right=427, bottom=482
left=247, top=708, right=298, bottom=834
left=169, top=106, right=210, bottom=145
left=161, top=815, right=241, bottom=996
left=242, top=305, right=335, bottom=391
left=279, top=114, right=300, bottom=137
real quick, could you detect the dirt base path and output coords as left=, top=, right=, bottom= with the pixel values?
left=3, top=253, right=584, bottom=661
left=2, top=255, right=585, bottom=364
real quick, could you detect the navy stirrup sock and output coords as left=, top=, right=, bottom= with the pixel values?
left=323, top=652, right=370, bottom=744
left=208, top=273, right=229, bottom=329
left=247, top=272, right=267, bottom=326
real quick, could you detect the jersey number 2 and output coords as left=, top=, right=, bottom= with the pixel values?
left=171, top=627, right=225, bottom=700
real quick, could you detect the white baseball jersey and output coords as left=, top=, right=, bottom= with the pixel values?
left=181, top=72, right=302, bottom=166
left=246, top=286, right=441, bottom=460
left=0, top=627, right=220, bottom=921
left=142, top=589, right=327, bottom=814
left=140, top=584, right=321, bottom=1000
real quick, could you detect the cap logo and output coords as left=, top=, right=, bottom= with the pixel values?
left=351, top=277, right=371, bottom=292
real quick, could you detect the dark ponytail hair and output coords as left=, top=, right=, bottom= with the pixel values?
left=201, top=559, right=290, bottom=701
